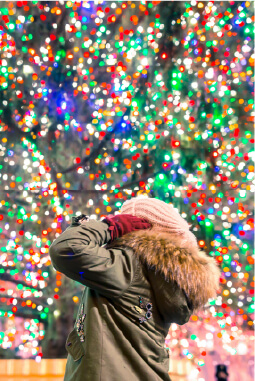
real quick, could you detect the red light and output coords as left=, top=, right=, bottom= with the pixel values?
left=161, top=53, right=167, bottom=59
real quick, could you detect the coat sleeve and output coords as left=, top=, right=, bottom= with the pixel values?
left=49, top=218, right=137, bottom=298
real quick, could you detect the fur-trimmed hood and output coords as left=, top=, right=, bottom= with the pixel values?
left=106, top=229, right=221, bottom=312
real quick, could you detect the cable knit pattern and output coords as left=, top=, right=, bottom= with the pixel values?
left=120, top=197, right=198, bottom=250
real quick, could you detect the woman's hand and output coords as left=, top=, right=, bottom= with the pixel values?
left=102, top=214, right=152, bottom=241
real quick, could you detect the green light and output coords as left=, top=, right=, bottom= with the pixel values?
left=242, top=243, right=249, bottom=250
left=8, top=23, right=15, bottom=30
left=159, top=174, right=164, bottom=180
left=40, top=313, right=47, bottom=319
left=205, top=221, right=212, bottom=227
left=190, top=334, right=196, bottom=340
left=248, top=304, right=254, bottom=313
left=148, top=134, right=154, bottom=141
left=99, top=26, right=106, bottom=33
left=223, top=230, right=230, bottom=236
left=165, top=154, right=171, bottom=161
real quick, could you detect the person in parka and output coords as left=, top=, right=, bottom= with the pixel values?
left=49, top=196, right=220, bottom=381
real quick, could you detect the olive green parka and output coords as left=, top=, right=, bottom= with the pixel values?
left=49, top=217, right=220, bottom=381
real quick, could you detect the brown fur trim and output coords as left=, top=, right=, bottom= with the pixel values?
left=106, top=229, right=221, bottom=310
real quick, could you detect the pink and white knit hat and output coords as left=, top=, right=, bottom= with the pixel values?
left=120, top=196, right=198, bottom=250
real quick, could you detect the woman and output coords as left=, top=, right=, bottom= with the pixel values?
left=49, top=196, right=220, bottom=381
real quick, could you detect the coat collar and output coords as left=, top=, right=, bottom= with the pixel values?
left=106, top=229, right=220, bottom=311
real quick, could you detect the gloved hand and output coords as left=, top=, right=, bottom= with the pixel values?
left=102, top=214, right=152, bottom=242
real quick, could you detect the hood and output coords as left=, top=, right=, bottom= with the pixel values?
left=106, top=229, right=221, bottom=313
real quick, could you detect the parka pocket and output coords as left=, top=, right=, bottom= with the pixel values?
left=65, top=328, right=85, bottom=362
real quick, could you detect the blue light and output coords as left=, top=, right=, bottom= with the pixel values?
left=183, top=197, right=189, bottom=204
left=208, top=208, right=214, bottom=213
left=191, top=39, right=198, bottom=46
left=121, top=123, right=126, bottom=128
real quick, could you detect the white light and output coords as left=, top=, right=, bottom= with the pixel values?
left=54, top=310, right=61, bottom=318
left=237, top=343, right=248, bottom=355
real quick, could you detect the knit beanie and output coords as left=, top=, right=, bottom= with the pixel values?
left=120, top=196, right=198, bottom=250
